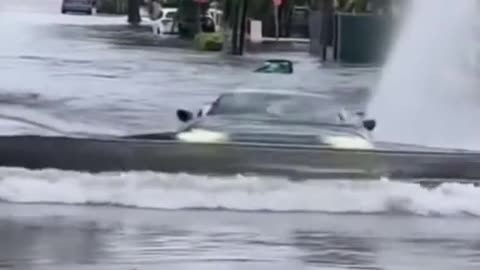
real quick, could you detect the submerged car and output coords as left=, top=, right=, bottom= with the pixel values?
left=254, top=59, right=294, bottom=74
left=170, top=90, right=376, bottom=149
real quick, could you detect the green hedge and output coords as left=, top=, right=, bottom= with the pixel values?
left=335, top=13, right=393, bottom=64
left=193, top=32, right=224, bottom=51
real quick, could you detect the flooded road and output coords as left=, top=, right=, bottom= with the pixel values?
left=0, top=0, right=376, bottom=135
left=1, top=1, right=480, bottom=270
left=2, top=202, right=480, bottom=270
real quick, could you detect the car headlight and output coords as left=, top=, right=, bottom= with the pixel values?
left=176, top=129, right=230, bottom=143
left=322, top=135, right=373, bottom=150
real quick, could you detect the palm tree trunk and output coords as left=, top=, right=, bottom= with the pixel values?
left=237, top=0, right=248, bottom=54
left=230, top=0, right=240, bottom=54
left=320, top=0, right=334, bottom=59
left=280, top=0, right=295, bottom=37
left=127, top=0, right=141, bottom=25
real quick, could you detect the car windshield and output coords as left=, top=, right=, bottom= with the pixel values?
left=207, top=91, right=354, bottom=125
left=165, top=11, right=176, bottom=18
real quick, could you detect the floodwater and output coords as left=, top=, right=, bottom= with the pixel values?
left=0, top=1, right=479, bottom=270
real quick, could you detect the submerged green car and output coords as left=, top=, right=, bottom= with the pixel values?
left=254, top=59, right=294, bottom=74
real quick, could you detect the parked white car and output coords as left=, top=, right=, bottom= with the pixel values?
left=151, top=8, right=222, bottom=36
left=151, top=8, right=179, bottom=35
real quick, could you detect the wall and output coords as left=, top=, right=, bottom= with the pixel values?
left=334, top=12, right=394, bottom=64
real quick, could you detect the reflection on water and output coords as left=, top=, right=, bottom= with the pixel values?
left=0, top=204, right=479, bottom=270
left=0, top=219, right=108, bottom=266
left=293, top=230, right=379, bottom=269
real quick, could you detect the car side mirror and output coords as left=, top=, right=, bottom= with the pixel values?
left=362, top=119, right=376, bottom=131
left=176, top=109, right=193, bottom=123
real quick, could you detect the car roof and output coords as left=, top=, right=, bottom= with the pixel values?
left=207, top=89, right=358, bottom=126
left=220, top=88, right=331, bottom=99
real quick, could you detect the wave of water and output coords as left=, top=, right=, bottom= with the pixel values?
left=0, top=167, right=479, bottom=216
left=0, top=105, right=123, bottom=136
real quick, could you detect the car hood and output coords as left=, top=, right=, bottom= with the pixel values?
left=176, top=115, right=373, bottom=149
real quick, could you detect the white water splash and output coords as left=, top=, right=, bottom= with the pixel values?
left=0, top=106, right=123, bottom=136
left=367, top=0, right=480, bottom=150
left=0, top=167, right=479, bottom=216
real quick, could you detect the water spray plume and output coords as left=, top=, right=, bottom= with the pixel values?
left=367, top=0, right=480, bottom=150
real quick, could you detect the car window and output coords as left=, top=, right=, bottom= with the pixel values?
left=207, top=92, right=348, bottom=124
left=165, top=11, right=176, bottom=18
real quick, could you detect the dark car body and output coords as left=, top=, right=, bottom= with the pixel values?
left=177, top=115, right=372, bottom=148
left=174, top=90, right=375, bottom=149
left=61, top=0, right=94, bottom=14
